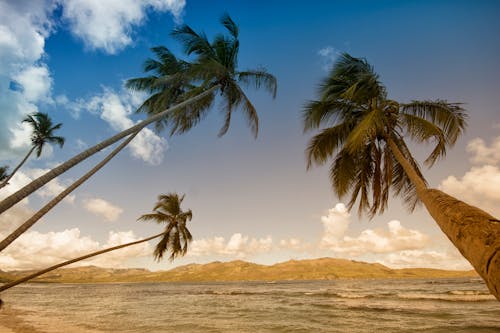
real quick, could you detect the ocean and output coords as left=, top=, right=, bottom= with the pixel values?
left=1, top=278, right=499, bottom=332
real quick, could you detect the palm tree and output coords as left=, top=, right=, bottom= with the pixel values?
left=0, top=112, right=64, bottom=189
left=0, top=166, right=8, bottom=183
left=137, top=193, right=193, bottom=261
left=0, top=193, right=192, bottom=293
left=304, top=53, right=500, bottom=300
left=0, top=13, right=276, bottom=217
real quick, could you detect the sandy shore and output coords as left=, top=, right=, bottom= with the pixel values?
left=0, top=305, right=41, bottom=333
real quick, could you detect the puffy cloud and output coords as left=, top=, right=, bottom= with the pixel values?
left=83, top=197, right=123, bottom=222
left=279, top=238, right=311, bottom=251
left=12, top=64, right=53, bottom=103
left=440, top=165, right=500, bottom=217
left=87, top=87, right=167, bottom=165
left=190, top=233, right=273, bottom=258
left=320, top=203, right=429, bottom=256
left=378, top=248, right=472, bottom=270
left=62, top=0, right=185, bottom=54
left=0, top=228, right=151, bottom=270
left=440, top=136, right=500, bottom=217
left=466, top=136, right=500, bottom=165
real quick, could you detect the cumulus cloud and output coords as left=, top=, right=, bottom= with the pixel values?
left=190, top=233, right=273, bottom=258
left=83, top=197, right=123, bottom=222
left=62, top=0, right=185, bottom=54
left=378, top=248, right=472, bottom=270
left=466, top=137, right=500, bottom=165
left=318, top=46, right=339, bottom=71
left=320, top=203, right=429, bottom=256
left=440, top=136, right=500, bottom=217
left=0, top=228, right=151, bottom=270
left=87, top=87, right=167, bottom=165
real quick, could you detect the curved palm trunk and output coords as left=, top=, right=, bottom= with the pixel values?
left=0, top=85, right=219, bottom=215
left=387, top=138, right=500, bottom=301
left=0, top=231, right=165, bottom=293
left=0, top=146, right=35, bottom=189
left=0, top=132, right=139, bottom=252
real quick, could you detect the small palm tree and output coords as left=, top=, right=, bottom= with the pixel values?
left=304, top=53, right=500, bottom=300
left=0, top=112, right=64, bottom=189
left=138, top=193, right=193, bottom=261
left=0, top=166, right=8, bottom=183
left=0, top=192, right=193, bottom=293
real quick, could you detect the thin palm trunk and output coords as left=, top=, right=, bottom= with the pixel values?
left=387, top=138, right=500, bottom=301
left=0, top=85, right=219, bottom=215
left=0, top=132, right=139, bottom=252
left=0, top=231, right=165, bottom=293
left=0, top=146, right=35, bottom=189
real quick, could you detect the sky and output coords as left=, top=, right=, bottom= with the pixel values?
left=0, top=0, right=499, bottom=272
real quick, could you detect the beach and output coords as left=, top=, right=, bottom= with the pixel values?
left=1, top=278, right=499, bottom=333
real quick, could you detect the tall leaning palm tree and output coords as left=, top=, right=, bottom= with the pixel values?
left=0, top=13, right=276, bottom=218
left=304, top=53, right=500, bottom=301
left=0, top=193, right=192, bottom=293
left=0, top=112, right=64, bottom=189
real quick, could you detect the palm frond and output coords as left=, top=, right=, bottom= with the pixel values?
left=237, top=70, right=277, bottom=98
left=306, top=122, right=353, bottom=169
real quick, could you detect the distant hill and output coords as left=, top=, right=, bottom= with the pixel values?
left=1, top=258, right=477, bottom=284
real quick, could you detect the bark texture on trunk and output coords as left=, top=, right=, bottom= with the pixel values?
left=0, top=146, right=35, bottom=189
left=0, top=86, right=218, bottom=215
left=387, top=137, right=500, bottom=301
left=0, top=232, right=165, bottom=293
left=0, top=132, right=139, bottom=252
left=419, top=189, right=500, bottom=301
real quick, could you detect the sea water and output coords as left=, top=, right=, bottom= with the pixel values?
left=1, top=278, right=499, bottom=332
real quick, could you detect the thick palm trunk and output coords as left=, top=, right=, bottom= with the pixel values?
left=0, top=231, right=165, bottom=293
left=0, top=132, right=139, bottom=253
left=0, top=146, right=35, bottom=189
left=387, top=138, right=500, bottom=301
left=0, top=85, right=218, bottom=215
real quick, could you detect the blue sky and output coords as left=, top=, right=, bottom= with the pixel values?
left=0, top=0, right=499, bottom=271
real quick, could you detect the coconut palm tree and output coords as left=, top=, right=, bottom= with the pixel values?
left=137, top=193, right=193, bottom=261
left=0, top=166, right=8, bottom=183
left=0, top=13, right=276, bottom=216
left=0, top=112, right=64, bottom=189
left=0, top=192, right=192, bottom=293
left=304, top=53, right=500, bottom=300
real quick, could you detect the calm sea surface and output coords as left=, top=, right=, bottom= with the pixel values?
left=1, top=278, right=500, bottom=332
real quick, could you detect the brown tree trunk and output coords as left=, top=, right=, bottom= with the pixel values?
left=387, top=138, right=500, bottom=301
left=0, top=232, right=165, bottom=293
left=0, top=86, right=218, bottom=215
left=0, top=132, right=139, bottom=252
left=0, top=146, right=35, bottom=189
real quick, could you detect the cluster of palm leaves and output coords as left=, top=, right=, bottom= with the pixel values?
left=304, top=53, right=466, bottom=217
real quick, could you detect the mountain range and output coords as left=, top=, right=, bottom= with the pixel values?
left=0, top=258, right=478, bottom=284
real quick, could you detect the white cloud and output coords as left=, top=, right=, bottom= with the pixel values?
left=320, top=203, right=429, bottom=256
left=190, top=233, right=273, bottom=258
left=62, top=0, right=185, bottom=54
left=440, top=135, right=500, bottom=217
left=378, top=248, right=472, bottom=270
left=279, top=237, right=311, bottom=251
left=318, top=46, right=339, bottom=71
left=466, top=137, right=500, bottom=165
left=440, top=165, right=500, bottom=217
left=87, top=87, right=167, bottom=165
left=0, top=228, right=151, bottom=270
left=13, top=64, right=53, bottom=103
left=83, top=197, right=123, bottom=222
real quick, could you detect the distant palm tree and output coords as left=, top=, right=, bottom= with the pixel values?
left=0, top=193, right=192, bottom=293
left=137, top=193, right=193, bottom=261
left=0, top=112, right=64, bottom=189
left=0, top=166, right=8, bottom=183
left=0, top=13, right=276, bottom=218
left=304, top=53, right=500, bottom=301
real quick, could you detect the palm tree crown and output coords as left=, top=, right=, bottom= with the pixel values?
left=138, top=193, right=193, bottom=261
left=0, top=166, right=8, bottom=182
left=128, top=13, right=277, bottom=138
left=24, top=112, right=65, bottom=157
left=304, top=53, right=467, bottom=217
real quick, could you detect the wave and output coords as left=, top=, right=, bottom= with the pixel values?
left=397, top=291, right=495, bottom=302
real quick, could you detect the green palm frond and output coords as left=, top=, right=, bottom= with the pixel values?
left=171, top=25, right=214, bottom=58
left=238, top=70, right=277, bottom=98
left=22, top=112, right=64, bottom=158
left=306, top=122, right=354, bottom=169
